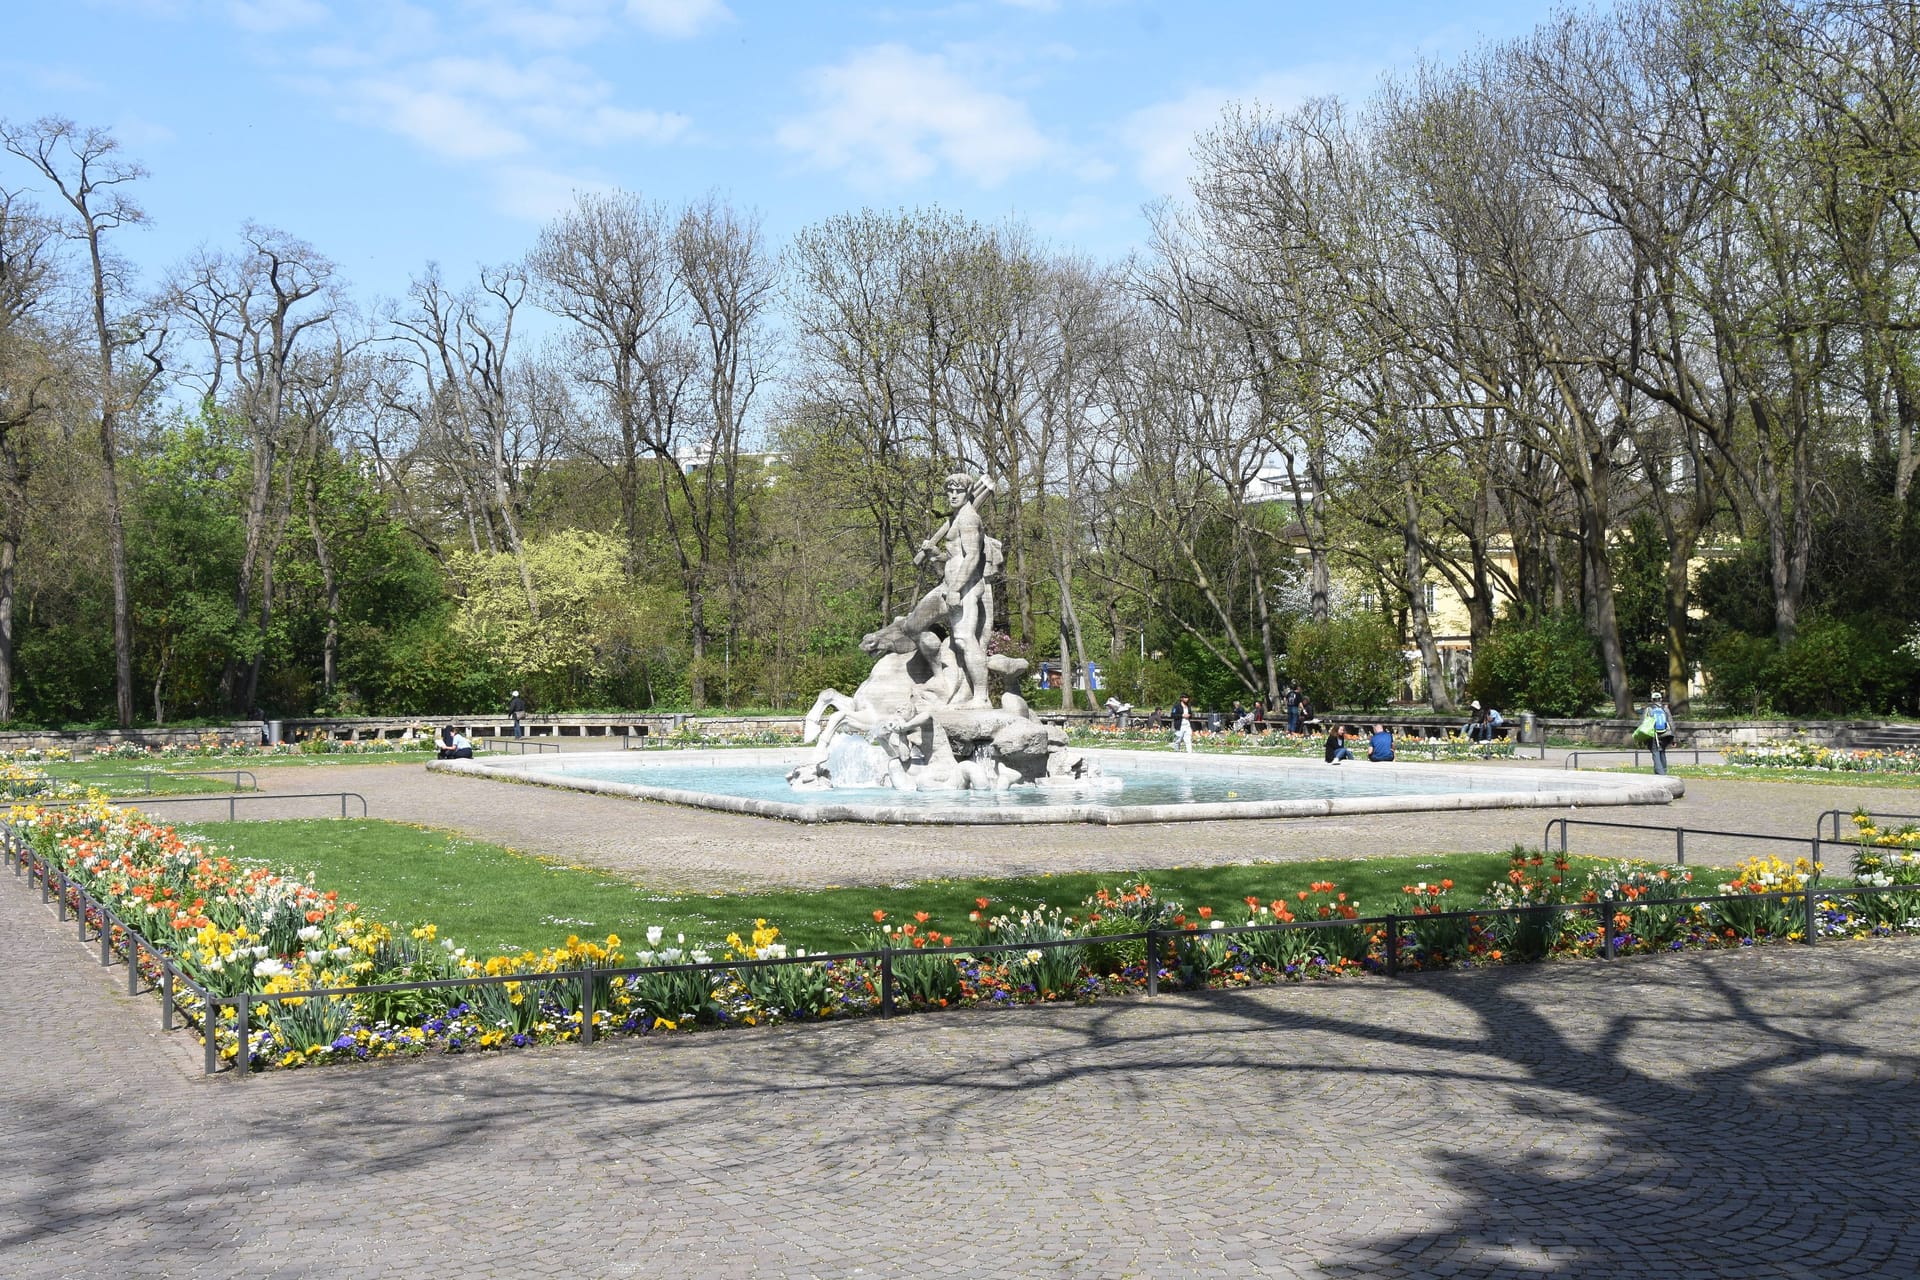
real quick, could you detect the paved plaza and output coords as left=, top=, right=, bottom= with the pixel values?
left=98, top=753, right=1910, bottom=891
left=5, top=759, right=1919, bottom=1276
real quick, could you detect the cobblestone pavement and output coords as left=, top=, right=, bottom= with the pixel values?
left=126, top=756, right=1908, bottom=892
left=6, top=849, right=1920, bottom=1278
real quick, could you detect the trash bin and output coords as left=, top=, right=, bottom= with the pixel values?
left=266, top=719, right=283, bottom=746
left=1519, top=711, right=1536, bottom=744
left=1208, top=712, right=1223, bottom=732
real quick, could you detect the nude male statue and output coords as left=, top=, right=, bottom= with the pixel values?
left=907, top=472, right=995, bottom=707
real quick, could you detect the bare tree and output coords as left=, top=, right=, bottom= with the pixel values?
left=169, top=223, right=354, bottom=712
left=2, top=118, right=165, bottom=727
left=0, top=186, right=64, bottom=723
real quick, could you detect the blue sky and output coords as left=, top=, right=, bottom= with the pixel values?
left=3, top=0, right=1561, bottom=308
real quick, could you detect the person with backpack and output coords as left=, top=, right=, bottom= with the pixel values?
left=508, top=689, right=528, bottom=738
left=1633, top=691, right=1673, bottom=775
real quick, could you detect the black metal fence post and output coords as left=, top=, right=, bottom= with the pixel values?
left=161, top=960, right=174, bottom=1030
left=203, top=997, right=218, bottom=1076
left=1385, top=916, right=1400, bottom=977
left=1145, top=929, right=1159, bottom=997
left=1676, top=828, right=1685, bottom=867
left=1804, top=887, right=1818, bottom=945
left=1598, top=902, right=1614, bottom=959
left=580, top=971, right=595, bottom=1045
left=234, top=993, right=249, bottom=1081
left=880, top=947, right=895, bottom=1017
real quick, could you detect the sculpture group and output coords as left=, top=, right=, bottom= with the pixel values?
left=788, top=472, right=1102, bottom=793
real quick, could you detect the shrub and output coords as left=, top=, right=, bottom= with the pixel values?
left=1467, top=611, right=1602, bottom=717
left=1702, top=631, right=1778, bottom=713
left=1772, top=616, right=1920, bottom=716
left=1286, top=613, right=1402, bottom=709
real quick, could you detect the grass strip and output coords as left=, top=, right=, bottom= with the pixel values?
left=170, top=816, right=1674, bottom=960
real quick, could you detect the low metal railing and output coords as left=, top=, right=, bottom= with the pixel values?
left=33, top=791, right=368, bottom=820
left=1563, top=748, right=1721, bottom=769
left=1815, top=809, right=1920, bottom=845
left=1544, top=816, right=1825, bottom=871
left=476, top=737, right=561, bottom=755
left=13, top=808, right=1917, bottom=1081
left=68, top=768, right=262, bottom=796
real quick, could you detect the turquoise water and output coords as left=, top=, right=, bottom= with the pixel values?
left=548, top=760, right=1507, bottom=809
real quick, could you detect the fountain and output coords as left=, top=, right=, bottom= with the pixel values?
left=783, top=472, right=1101, bottom=796
left=441, top=469, right=1682, bottom=823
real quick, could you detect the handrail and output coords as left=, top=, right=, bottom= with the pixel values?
left=33, top=791, right=368, bottom=819
left=1544, top=816, right=1823, bottom=872
left=1564, top=748, right=1720, bottom=770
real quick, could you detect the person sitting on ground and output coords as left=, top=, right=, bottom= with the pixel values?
left=1324, top=725, right=1352, bottom=764
left=1367, top=724, right=1395, bottom=762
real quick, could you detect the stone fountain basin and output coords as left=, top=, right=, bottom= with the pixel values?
left=436, top=747, right=1682, bottom=826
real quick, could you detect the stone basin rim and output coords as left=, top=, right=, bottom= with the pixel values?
left=435, top=747, right=1683, bottom=826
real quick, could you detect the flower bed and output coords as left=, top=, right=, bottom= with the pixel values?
left=7, top=802, right=1919, bottom=1073
left=1723, top=741, right=1920, bottom=775
left=0, top=760, right=89, bottom=803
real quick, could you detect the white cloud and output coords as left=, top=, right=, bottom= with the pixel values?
left=776, top=44, right=1051, bottom=188
left=490, top=164, right=618, bottom=221
left=20, top=65, right=106, bottom=93
left=227, top=0, right=329, bottom=32
left=348, top=78, right=530, bottom=159
left=112, top=116, right=178, bottom=147
left=470, top=0, right=613, bottom=50
left=625, top=0, right=731, bottom=38
left=336, top=54, right=688, bottom=162
left=1120, top=67, right=1361, bottom=195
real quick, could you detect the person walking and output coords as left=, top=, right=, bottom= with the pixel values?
left=1169, top=694, right=1195, bottom=753
left=508, top=689, right=528, bottom=738
left=1634, top=690, right=1673, bottom=776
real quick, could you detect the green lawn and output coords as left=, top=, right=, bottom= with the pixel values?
left=43, top=753, right=426, bottom=795
left=170, top=816, right=1617, bottom=960
left=1671, top=765, right=1920, bottom=790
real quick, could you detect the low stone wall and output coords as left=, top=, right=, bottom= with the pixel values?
left=278, top=713, right=807, bottom=743
left=0, top=724, right=264, bottom=753
left=1539, top=717, right=1862, bottom=748
left=0, top=713, right=1875, bottom=753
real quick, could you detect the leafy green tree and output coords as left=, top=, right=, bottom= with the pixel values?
left=1285, top=614, right=1402, bottom=710
left=1467, top=611, right=1603, bottom=718
left=1611, top=514, right=1676, bottom=699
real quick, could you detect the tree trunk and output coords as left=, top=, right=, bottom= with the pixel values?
left=306, top=470, right=340, bottom=695
left=0, top=533, right=13, bottom=723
